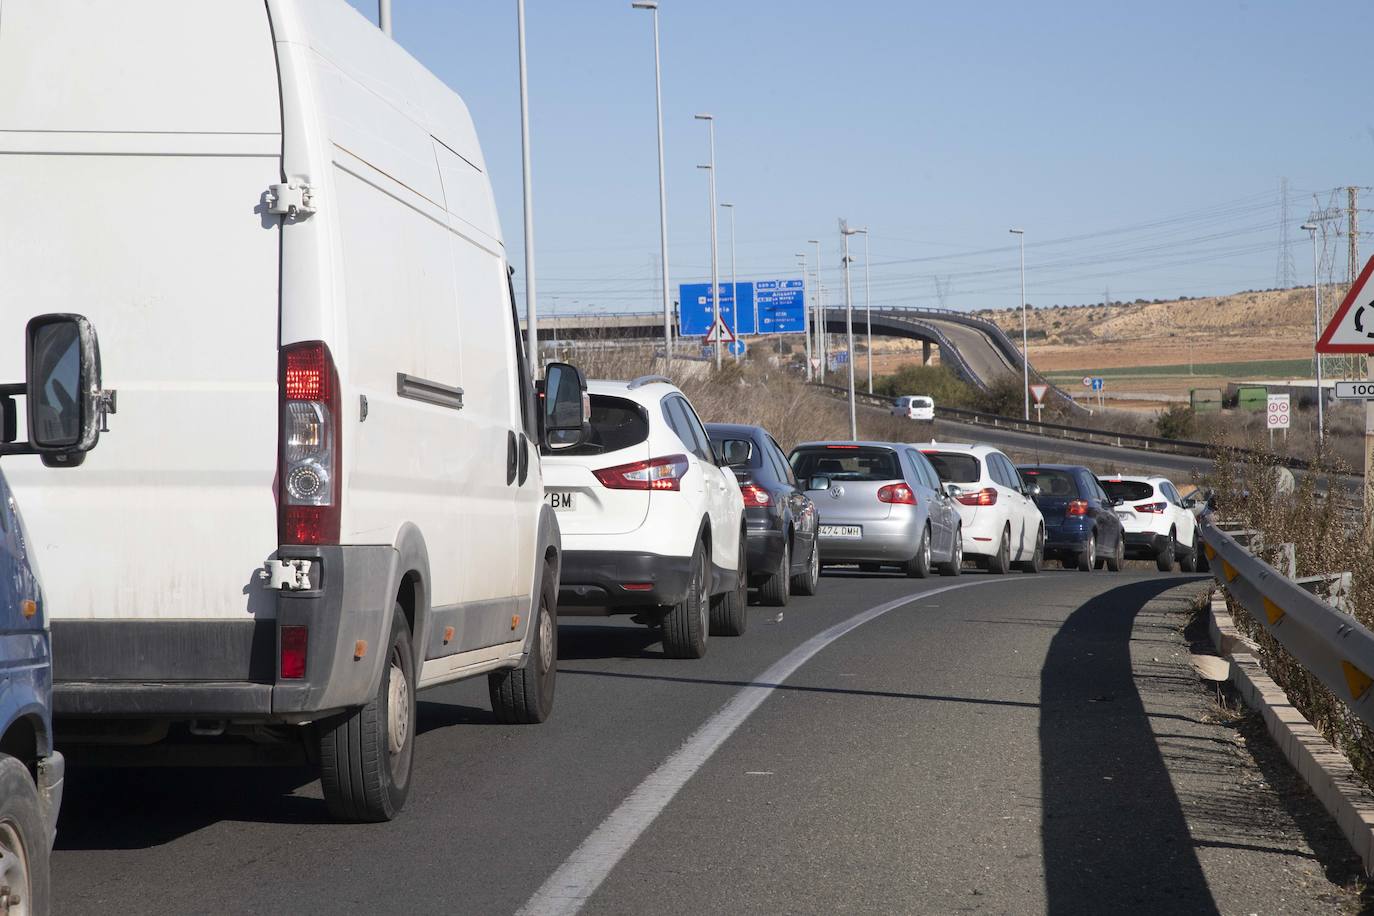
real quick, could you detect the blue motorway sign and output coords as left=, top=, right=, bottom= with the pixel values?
left=1091, top=377, right=1105, bottom=392
left=679, top=279, right=805, bottom=336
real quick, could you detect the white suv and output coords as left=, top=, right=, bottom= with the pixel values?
left=1099, top=475, right=1200, bottom=572
left=542, top=377, right=747, bottom=658
left=920, top=442, right=1045, bottom=573
left=891, top=395, right=935, bottom=422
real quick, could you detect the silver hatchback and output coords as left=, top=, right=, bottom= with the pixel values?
left=789, top=441, right=963, bottom=577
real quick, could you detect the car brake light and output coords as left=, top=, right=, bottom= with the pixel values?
left=280, top=341, right=341, bottom=545
left=280, top=625, right=307, bottom=679
left=594, top=454, right=690, bottom=491
left=956, top=487, right=998, bottom=506
left=741, top=483, right=771, bottom=507
left=825, top=444, right=860, bottom=449
left=1134, top=502, right=1168, bottom=514
left=877, top=483, right=917, bottom=505
left=1067, top=499, right=1090, bottom=516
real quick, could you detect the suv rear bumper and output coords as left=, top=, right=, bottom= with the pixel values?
left=52, top=545, right=398, bottom=721
left=556, top=550, right=693, bottom=613
left=1124, top=531, right=1169, bottom=557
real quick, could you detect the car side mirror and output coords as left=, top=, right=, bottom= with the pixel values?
left=809, top=475, right=831, bottom=491
left=1, top=314, right=113, bottom=466
left=721, top=439, right=753, bottom=468
left=1111, top=496, right=1125, bottom=507
left=943, top=483, right=963, bottom=500
left=1182, top=497, right=1197, bottom=508
left=540, top=361, right=589, bottom=451
left=1025, top=483, right=1041, bottom=498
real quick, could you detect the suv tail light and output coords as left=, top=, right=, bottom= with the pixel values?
left=1066, top=499, right=1090, bottom=516
left=956, top=487, right=998, bottom=506
left=280, top=341, right=341, bottom=545
left=741, top=483, right=772, bottom=507
left=1134, top=502, right=1167, bottom=514
left=877, top=483, right=917, bottom=505
left=594, top=454, right=690, bottom=491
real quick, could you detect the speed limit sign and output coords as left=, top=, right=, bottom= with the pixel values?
left=1267, top=393, right=1290, bottom=430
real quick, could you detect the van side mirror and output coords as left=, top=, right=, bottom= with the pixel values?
left=1, top=314, right=113, bottom=465
left=540, top=361, right=589, bottom=451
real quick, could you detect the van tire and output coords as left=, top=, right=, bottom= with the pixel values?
left=0, top=754, right=49, bottom=916
left=710, top=534, right=749, bottom=636
left=318, top=606, right=416, bottom=822
left=489, top=581, right=557, bottom=724
left=758, top=538, right=790, bottom=607
left=662, top=543, right=709, bottom=659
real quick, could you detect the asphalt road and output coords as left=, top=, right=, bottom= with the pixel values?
left=52, top=567, right=1359, bottom=915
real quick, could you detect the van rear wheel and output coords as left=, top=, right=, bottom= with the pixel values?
left=0, top=754, right=48, bottom=916
left=489, top=575, right=557, bottom=724
left=317, top=605, right=416, bottom=822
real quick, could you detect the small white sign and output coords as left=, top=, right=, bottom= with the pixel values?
left=1081, top=376, right=1093, bottom=388
left=1267, top=393, right=1291, bottom=430
left=1335, top=381, right=1374, bottom=400
left=1030, top=384, right=1049, bottom=405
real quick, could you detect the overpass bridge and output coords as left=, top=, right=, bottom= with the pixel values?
left=531, top=307, right=1085, bottom=412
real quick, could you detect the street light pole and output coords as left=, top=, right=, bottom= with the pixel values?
left=1302, top=222, right=1324, bottom=446
left=516, top=0, right=539, bottom=372
left=1010, top=228, right=1028, bottom=420
left=379, top=0, right=392, bottom=35
left=695, top=114, right=720, bottom=371
left=721, top=202, right=739, bottom=361
left=859, top=227, right=872, bottom=393
left=631, top=1, right=672, bottom=370
left=841, top=220, right=860, bottom=440
left=809, top=238, right=822, bottom=380
left=796, top=253, right=812, bottom=379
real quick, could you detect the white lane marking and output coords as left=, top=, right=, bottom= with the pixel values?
left=517, top=580, right=999, bottom=916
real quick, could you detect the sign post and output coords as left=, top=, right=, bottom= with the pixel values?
left=1266, top=392, right=1290, bottom=448
left=1317, top=253, right=1374, bottom=524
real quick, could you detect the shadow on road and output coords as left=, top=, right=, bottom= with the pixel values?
left=1040, top=577, right=1217, bottom=915
left=556, top=622, right=664, bottom=660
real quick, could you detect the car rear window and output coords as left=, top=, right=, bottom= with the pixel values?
left=912, top=397, right=933, bottom=407
left=791, top=446, right=901, bottom=482
left=923, top=451, right=980, bottom=483
left=558, top=394, right=648, bottom=456
left=1020, top=468, right=1079, bottom=498
left=1100, top=480, right=1154, bottom=502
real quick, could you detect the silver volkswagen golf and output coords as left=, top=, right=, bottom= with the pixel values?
left=789, top=441, right=963, bottom=577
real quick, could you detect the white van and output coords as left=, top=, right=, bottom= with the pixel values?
left=0, top=0, right=587, bottom=822
left=891, top=395, right=935, bottom=422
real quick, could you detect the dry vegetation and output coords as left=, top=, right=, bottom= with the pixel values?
left=1205, top=447, right=1374, bottom=789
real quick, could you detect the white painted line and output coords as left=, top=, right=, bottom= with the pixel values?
left=517, top=580, right=1000, bottom=916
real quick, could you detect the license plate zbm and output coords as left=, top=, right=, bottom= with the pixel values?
left=819, top=525, right=861, bottom=538
left=548, top=491, right=576, bottom=512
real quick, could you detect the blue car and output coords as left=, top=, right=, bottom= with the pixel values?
left=1017, top=464, right=1125, bottom=572
left=0, top=314, right=111, bottom=915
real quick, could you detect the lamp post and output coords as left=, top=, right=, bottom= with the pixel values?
left=1009, top=228, right=1028, bottom=420
left=841, top=220, right=861, bottom=440
left=695, top=114, right=720, bottom=370
left=516, top=0, right=539, bottom=371
left=630, top=1, right=673, bottom=370
left=379, top=0, right=392, bottom=35
left=721, top=202, right=739, bottom=360
left=796, top=253, right=812, bottom=378
left=857, top=227, right=872, bottom=393
left=1302, top=222, right=1324, bottom=446
left=809, top=238, right=823, bottom=380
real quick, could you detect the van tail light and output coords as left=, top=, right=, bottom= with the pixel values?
left=279, top=341, right=341, bottom=545
left=1134, top=502, right=1167, bottom=514
left=877, top=483, right=917, bottom=505
left=594, top=454, right=690, bottom=491
left=280, top=625, right=308, bottom=679
left=1066, top=499, right=1090, bottom=516
left=956, top=487, right=998, bottom=506
left=740, top=483, right=772, bottom=507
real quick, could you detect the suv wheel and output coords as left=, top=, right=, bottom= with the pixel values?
left=710, top=534, right=749, bottom=636
left=662, top=542, right=710, bottom=658
left=1156, top=529, right=1177, bottom=573
left=1179, top=532, right=1200, bottom=573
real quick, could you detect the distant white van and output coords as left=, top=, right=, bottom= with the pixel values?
left=0, top=0, right=587, bottom=822
left=891, top=395, right=936, bottom=422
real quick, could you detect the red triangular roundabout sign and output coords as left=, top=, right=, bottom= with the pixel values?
left=1317, top=253, right=1374, bottom=354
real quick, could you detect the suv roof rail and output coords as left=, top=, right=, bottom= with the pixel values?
left=627, top=374, right=673, bottom=390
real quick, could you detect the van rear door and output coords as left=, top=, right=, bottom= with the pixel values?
left=0, top=3, right=283, bottom=635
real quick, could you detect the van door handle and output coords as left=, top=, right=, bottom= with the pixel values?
left=506, top=431, right=518, bottom=485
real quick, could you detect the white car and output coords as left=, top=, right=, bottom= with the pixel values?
left=542, top=377, right=747, bottom=659
left=1099, top=475, right=1200, bottom=572
left=891, top=395, right=935, bottom=422
left=920, top=443, right=1045, bottom=573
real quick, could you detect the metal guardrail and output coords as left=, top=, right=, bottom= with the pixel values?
left=1201, top=518, right=1374, bottom=731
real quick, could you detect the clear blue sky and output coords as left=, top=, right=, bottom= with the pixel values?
left=347, top=0, right=1371, bottom=313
